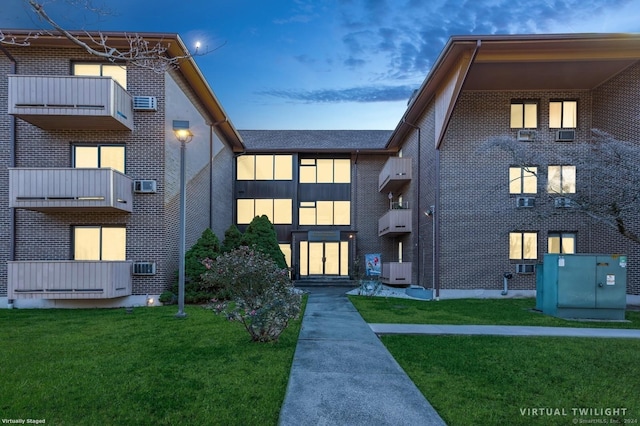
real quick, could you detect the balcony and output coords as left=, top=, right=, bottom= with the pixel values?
left=9, top=168, right=133, bottom=212
left=379, top=157, right=412, bottom=193
left=380, top=262, right=412, bottom=286
left=8, top=75, right=134, bottom=130
left=8, top=261, right=133, bottom=299
left=378, top=205, right=412, bottom=236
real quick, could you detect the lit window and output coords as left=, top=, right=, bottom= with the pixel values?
left=510, top=101, right=537, bottom=128
left=74, top=226, right=126, bottom=261
left=236, top=199, right=293, bottom=225
left=299, top=158, right=351, bottom=183
left=509, top=232, right=537, bottom=260
left=73, top=63, right=127, bottom=89
left=549, top=100, right=577, bottom=128
left=74, top=145, right=125, bottom=173
left=236, top=155, right=292, bottom=180
left=279, top=243, right=291, bottom=268
left=548, top=232, right=576, bottom=254
left=547, top=166, right=576, bottom=194
left=298, top=201, right=350, bottom=225
left=509, top=166, right=537, bottom=194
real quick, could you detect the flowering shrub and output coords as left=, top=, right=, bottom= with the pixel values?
left=202, top=247, right=301, bottom=342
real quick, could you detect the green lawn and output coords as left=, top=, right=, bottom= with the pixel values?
left=0, top=303, right=304, bottom=425
left=349, top=296, right=640, bottom=328
left=383, top=335, right=640, bottom=425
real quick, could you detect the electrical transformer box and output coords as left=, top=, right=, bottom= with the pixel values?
left=536, top=254, right=627, bottom=320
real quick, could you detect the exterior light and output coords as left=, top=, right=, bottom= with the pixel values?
left=172, top=120, right=193, bottom=318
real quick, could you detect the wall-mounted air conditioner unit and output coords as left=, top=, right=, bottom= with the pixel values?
left=517, top=129, right=536, bottom=141
left=555, top=129, right=575, bottom=141
left=515, top=264, right=535, bottom=274
left=516, top=197, right=535, bottom=208
left=133, top=96, right=158, bottom=111
left=554, top=197, right=572, bottom=208
left=133, top=262, right=156, bottom=275
left=134, top=179, right=157, bottom=193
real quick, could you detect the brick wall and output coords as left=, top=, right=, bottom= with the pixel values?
left=0, top=53, right=12, bottom=296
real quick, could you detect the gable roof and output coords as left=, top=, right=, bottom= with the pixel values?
left=239, top=130, right=393, bottom=152
left=1, top=29, right=245, bottom=151
left=387, top=33, right=640, bottom=150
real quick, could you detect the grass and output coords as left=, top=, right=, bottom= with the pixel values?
left=383, top=335, right=640, bottom=425
left=349, top=296, right=640, bottom=328
left=0, top=301, right=305, bottom=425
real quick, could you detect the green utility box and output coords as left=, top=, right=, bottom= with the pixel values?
left=537, top=254, right=627, bottom=320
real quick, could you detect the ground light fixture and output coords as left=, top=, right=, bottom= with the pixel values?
left=173, top=120, right=193, bottom=318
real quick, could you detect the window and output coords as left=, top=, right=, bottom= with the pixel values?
left=299, top=158, right=351, bottom=183
left=73, top=63, right=127, bottom=89
left=236, top=155, right=292, bottom=180
left=236, top=199, right=292, bottom=224
left=509, top=166, right=537, bottom=194
left=548, top=232, right=576, bottom=254
left=547, top=165, right=576, bottom=194
left=510, top=101, right=537, bottom=128
left=299, top=201, right=350, bottom=225
left=74, top=226, right=126, bottom=261
left=279, top=243, right=291, bottom=268
left=509, top=232, right=537, bottom=260
left=74, top=145, right=125, bottom=173
left=549, top=100, right=577, bottom=128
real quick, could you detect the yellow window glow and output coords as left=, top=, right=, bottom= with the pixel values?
left=74, top=146, right=99, bottom=168
left=510, top=104, right=523, bottom=128
left=100, top=146, right=125, bottom=173
left=74, top=227, right=101, bottom=260
left=102, top=227, right=126, bottom=260
left=334, top=159, right=351, bottom=183
left=274, top=155, right=293, bottom=180
left=316, top=201, right=334, bottom=225
left=273, top=199, right=292, bottom=224
left=237, top=156, right=255, bottom=180
left=237, top=199, right=255, bottom=224
left=316, top=160, right=334, bottom=183
left=254, top=199, right=273, bottom=221
left=255, top=155, right=274, bottom=180
left=334, top=201, right=351, bottom=225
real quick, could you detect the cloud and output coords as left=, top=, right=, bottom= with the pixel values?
left=259, top=84, right=416, bottom=103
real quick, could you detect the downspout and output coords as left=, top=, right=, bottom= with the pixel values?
left=400, top=119, right=422, bottom=288
left=353, top=150, right=359, bottom=278
left=1, top=46, right=17, bottom=264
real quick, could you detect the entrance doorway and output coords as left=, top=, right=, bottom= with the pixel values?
left=299, top=241, right=349, bottom=277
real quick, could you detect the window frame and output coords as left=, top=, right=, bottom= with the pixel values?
left=72, top=225, right=127, bottom=261
left=236, top=154, right=293, bottom=181
left=547, top=165, right=576, bottom=194
left=548, top=232, right=576, bottom=254
left=549, top=99, right=578, bottom=129
left=510, top=100, right=538, bottom=129
left=509, top=231, right=538, bottom=261
left=298, top=200, right=351, bottom=226
left=509, top=166, right=538, bottom=194
left=299, top=158, right=351, bottom=184
left=72, top=62, right=128, bottom=89
left=236, top=198, right=293, bottom=225
left=72, top=144, right=126, bottom=174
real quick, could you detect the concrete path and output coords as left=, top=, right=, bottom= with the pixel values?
left=369, top=324, right=640, bottom=338
left=279, top=286, right=446, bottom=426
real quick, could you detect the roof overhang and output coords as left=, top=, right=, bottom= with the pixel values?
left=3, top=29, right=245, bottom=151
left=387, top=33, right=640, bottom=150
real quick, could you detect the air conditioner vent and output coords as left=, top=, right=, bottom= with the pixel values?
left=133, top=96, right=158, bottom=111
left=516, top=196, right=535, bottom=208
left=133, top=262, right=156, bottom=275
left=555, top=129, right=575, bottom=141
left=517, top=129, right=536, bottom=141
left=554, top=197, right=572, bottom=208
left=515, top=264, right=535, bottom=274
left=134, top=180, right=157, bottom=193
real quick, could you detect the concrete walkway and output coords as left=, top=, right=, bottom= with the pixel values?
left=279, top=286, right=446, bottom=426
left=369, top=324, right=640, bottom=338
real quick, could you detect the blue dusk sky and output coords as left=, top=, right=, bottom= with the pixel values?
left=2, top=0, right=640, bottom=130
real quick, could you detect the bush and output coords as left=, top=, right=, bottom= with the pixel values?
left=241, top=215, right=287, bottom=269
left=221, top=224, right=243, bottom=253
left=202, top=247, right=301, bottom=342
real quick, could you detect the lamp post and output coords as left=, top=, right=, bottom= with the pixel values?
left=173, top=120, right=193, bottom=318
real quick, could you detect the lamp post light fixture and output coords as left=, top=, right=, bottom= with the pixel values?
left=173, top=120, right=193, bottom=318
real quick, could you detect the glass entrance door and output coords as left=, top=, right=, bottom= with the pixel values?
left=300, top=241, right=349, bottom=277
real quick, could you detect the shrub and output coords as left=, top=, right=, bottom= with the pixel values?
left=221, top=224, right=243, bottom=253
left=241, top=215, right=287, bottom=269
left=202, top=247, right=301, bottom=342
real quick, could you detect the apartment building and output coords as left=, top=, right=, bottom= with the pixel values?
left=2, top=31, right=639, bottom=308
left=384, top=33, right=640, bottom=302
left=0, top=31, right=243, bottom=308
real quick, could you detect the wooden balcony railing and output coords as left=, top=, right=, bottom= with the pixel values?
left=8, top=75, right=134, bottom=130
left=9, top=168, right=133, bottom=212
left=8, top=261, right=133, bottom=299
left=379, top=157, right=412, bottom=193
left=380, top=262, right=412, bottom=285
left=378, top=208, right=412, bottom=236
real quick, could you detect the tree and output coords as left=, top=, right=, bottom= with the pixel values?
left=221, top=224, right=243, bottom=253
left=0, top=0, right=221, bottom=72
left=184, top=228, right=221, bottom=284
left=241, top=215, right=288, bottom=269
left=483, top=129, right=640, bottom=244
